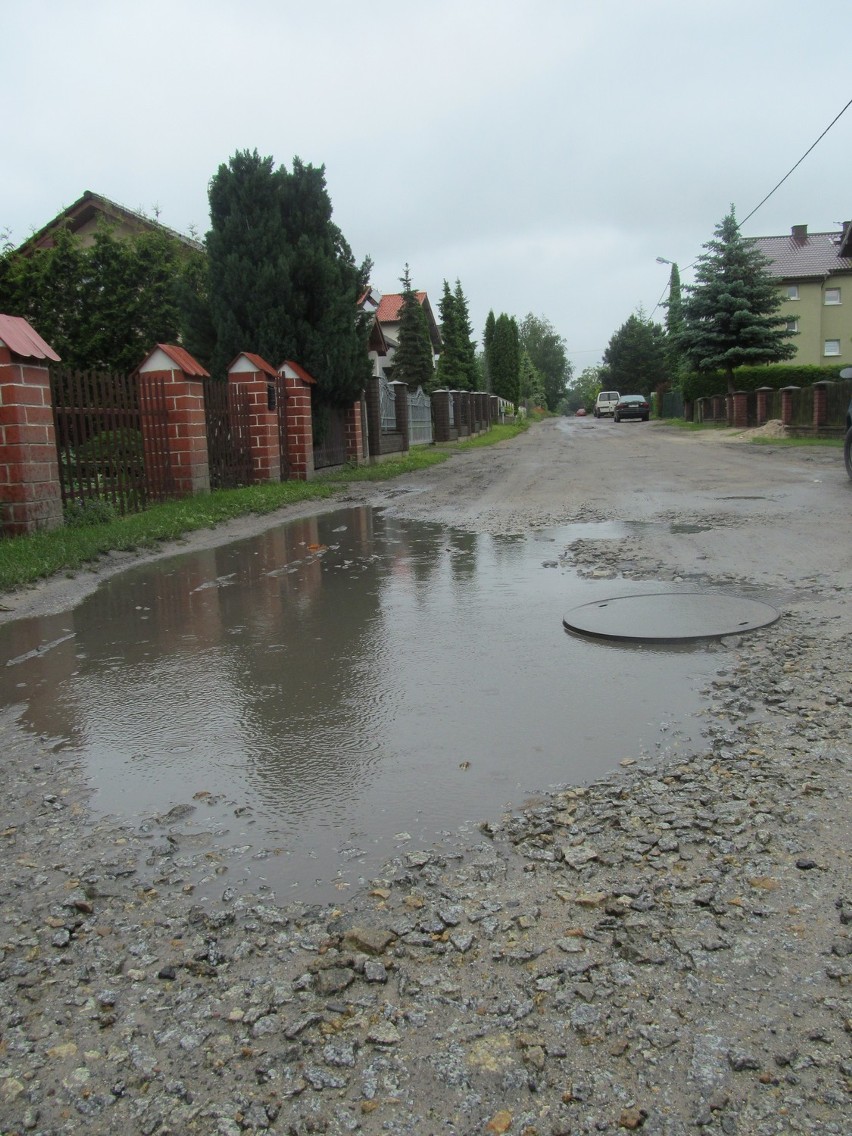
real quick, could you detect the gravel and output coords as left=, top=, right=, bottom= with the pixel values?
left=0, top=420, right=849, bottom=1135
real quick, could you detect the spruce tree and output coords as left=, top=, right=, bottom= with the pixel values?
left=435, top=280, right=461, bottom=389
left=680, top=207, right=795, bottom=391
left=663, top=263, right=685, bottom=384
left=390, top=264, right=434, bottom=389
left=454, top=281, right=479, bottom=391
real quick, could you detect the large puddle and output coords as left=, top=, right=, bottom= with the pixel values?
left=0, top=508, right=719, bottom=903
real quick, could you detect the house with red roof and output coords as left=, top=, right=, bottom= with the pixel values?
left=749, top=221, right=852, bottom=367
left=359, top=286, right=442, bottom=378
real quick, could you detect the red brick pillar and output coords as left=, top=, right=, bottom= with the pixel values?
left=344, top=399, right=364, bottom=465
left=227, top=353, right=281, bottom=482
left=391, top=381, right=410, bottom=452
left=0, top=318, right=63, bottom=534
left=780, top=386, right=799, bottom=427
left=731, top=391, right=748, bottom=429
left=137, top=345, right=210, bottom=497
left=812, top=382, right=829, bottom=430
left=279, top=361, right=316, bottom=480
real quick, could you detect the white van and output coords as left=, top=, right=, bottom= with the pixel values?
left=594, top=391, right=620, bottom=418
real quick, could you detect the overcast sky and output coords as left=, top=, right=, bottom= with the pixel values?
left=5, top=1, right=852, bottom=376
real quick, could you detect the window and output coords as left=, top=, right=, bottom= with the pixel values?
left=786, top=318, right=799, bottom=333
left=786, top=284, right=799, bottom=300
left=824, top=288, right=841, bottom=305
left=824, top=339, right=841, bottom=356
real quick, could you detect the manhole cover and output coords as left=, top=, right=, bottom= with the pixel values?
left=563, top=591, right=779, bottom=643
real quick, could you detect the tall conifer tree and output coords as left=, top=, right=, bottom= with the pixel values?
left=680, top=207, right=795, bottom=391
left=390, top=264, right=434, bottom=389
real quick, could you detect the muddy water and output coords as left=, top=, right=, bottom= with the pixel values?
left=0, top=508, right=718, bottom=903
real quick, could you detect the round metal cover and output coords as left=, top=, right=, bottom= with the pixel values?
left=563, top=591, right=779, bottom=643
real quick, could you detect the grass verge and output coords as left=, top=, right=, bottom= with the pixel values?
left=0, top=419, right=528, bottom=593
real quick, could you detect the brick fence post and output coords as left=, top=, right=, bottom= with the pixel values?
left=138, top=344, right=210, bottom=496
left=365, top=376, right=382, bottom=459
left=344, top=398, right=365, bottom=465
left=227, top=353, right=281, bottom=483
left=278, top=361, right=316, bottom=480
left=780, top=386, right=799, bottom=427
left=0, top=315, right=63, bottom=534
left=731, top=391, right=748, bottom=429
left=812, top=381, right=830, bottom=431
left=431, top=389, right=452, bottom=442
left=390, top=381, right=410, bottom=453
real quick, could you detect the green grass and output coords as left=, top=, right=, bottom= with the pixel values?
left=0, top=420, right=529, bottom=594
left=750, top=434, right=841, bottom=448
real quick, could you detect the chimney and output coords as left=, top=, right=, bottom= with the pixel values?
left=791, top=224, right=808, bottom=242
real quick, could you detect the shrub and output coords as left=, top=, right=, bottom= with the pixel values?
left=681, top=364, right=845, bottom=402
left=64, top=498, right=120, bottom=527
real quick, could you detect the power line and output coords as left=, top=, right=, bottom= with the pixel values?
left=650, top=95, right=852, bottom=320
left=740, top=95, right=852, bottom=227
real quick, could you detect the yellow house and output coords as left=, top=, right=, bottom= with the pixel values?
left=750, top=222, right=852, bottom=366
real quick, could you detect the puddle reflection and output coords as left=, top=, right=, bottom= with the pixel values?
left=0, top=508, right=716, bottom=902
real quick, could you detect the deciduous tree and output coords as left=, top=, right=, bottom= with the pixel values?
left=519, top=313, right=572, bottom=411
left=602, top=310, right=668, bottom=397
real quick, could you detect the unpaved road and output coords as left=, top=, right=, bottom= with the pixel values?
left=0, top=419, right=849, bottom=1136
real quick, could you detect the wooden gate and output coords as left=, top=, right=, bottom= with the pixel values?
left=274, top=374, right=290, bottom=479
left=312, top=401, right=348, bottom=469
left=203, top=379, right=255, bottom=489
left=50, top=367, right=174, bottom=513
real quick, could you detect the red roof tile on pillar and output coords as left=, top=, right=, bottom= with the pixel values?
left=280, top=360, right=317, bottom=385
left=154, top=344, right=210, bottom=376
left=0, top=315, right=61, bottom=361
left=227, top=352, right=279, bottom=377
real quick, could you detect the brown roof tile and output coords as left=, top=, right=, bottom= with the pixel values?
left=750, top=230, right=852, bottom=279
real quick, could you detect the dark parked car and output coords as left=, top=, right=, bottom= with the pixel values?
left=613, top=394, right=650, bottom=422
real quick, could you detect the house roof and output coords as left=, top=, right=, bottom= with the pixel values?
left=373, top=290, right=442, bottom=351
left=153, top=343, right=210, bottom=376
left=0, top=314, right=61, bottom=361
left=750, top=225, right=852, bottom=280
left=15, top=190, right=204, bottom=256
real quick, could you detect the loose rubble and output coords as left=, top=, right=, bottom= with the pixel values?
left=1, top=599, right=848, bottom=1136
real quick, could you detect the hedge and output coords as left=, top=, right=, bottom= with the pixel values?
left=681, top=364, right=846, bottom=402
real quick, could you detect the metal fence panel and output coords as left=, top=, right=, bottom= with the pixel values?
left=379, top=376, right=396, bottom=432
left=313, top=404, right=348, bottom=469
left=408, top=386, right=433, bottom=445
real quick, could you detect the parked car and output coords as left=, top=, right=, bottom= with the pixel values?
left=594, top=391, right=620, bottom=418
left=613, top=394, right=650, bottom=422
left=575, top=407, right=587, bottom=417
